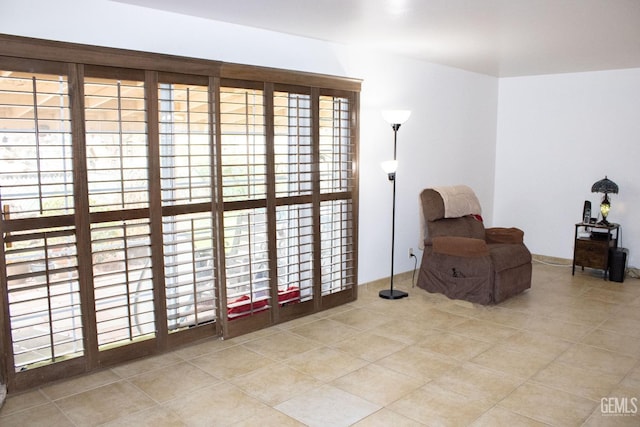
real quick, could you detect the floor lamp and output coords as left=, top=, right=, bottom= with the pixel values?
left=379, top=109, right=411, bottom=300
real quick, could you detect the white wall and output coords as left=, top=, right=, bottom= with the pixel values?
left=1, top=0, right=346, bottom=74
left=495, top=69, right=640, bottom=268
left=341, top=48, right=498, bottom=283
left=1, top=0, right=499, bottom=284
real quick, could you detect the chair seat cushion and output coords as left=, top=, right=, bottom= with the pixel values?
left=488, top=243, right=532, bottom=272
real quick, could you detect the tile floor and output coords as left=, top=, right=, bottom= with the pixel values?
left=1, top=262, right=640, bottom=426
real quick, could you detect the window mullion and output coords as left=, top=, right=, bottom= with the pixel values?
left=264, top=82, right=278, bottom=324
left=69, top=62, right=99, bottom=370
left=311, top=87, right=322, bottom=312
left=212, top=76, right=228, bottom=338
left=145, top=70, right=168, bottom=346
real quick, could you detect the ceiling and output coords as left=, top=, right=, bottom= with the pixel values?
left=115, top=0, right=640, bottom=77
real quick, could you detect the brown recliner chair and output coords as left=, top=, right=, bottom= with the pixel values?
left=417, top=186, right=531, bottom=304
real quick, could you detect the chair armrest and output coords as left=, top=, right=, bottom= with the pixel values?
left=485, top=227, right=524, bottom=244
left=432, top=236, right=489, bottom=257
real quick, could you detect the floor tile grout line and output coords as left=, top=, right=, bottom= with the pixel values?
left=2, top=264, right=640, bottom=426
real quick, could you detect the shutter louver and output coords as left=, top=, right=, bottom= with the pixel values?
left=320, top=199, right=355, bottom=295
left=319, top=96, right=353, bottom=194
left=224, top=208, right=269, bottom=320
left=91, top=219, right=155, bottom=347
left=85, top=77, right=148, bottom=212
left=220, top=87, right=266, bottom=202
left=5, top=227, right=82, bottom=370
left=276, top=204, right=313, bottom=303
left=0, top=71, right=73, bottom=218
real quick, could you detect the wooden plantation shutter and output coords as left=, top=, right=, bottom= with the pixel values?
left=0, top=35, right=360, bottom=391
left=84, top=71, right=156, bottom=349
left=319, top=94, right=356, bottom=296
left=0, top=68, right=84, bottom=373
left=158, top=79, right=217, bottom=333
left=218, top=84, right=271, bottom=333
left=273, top=90, right=315, bottom=309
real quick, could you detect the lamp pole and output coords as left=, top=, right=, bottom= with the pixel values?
left=379, top=111, right=410, bottom=300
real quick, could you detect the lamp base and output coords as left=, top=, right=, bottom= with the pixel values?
left=379, top=289, right=408, bottom=300
left=598, top=218, right=611, bottom=226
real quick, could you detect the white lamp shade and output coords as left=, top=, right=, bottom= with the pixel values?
left=382, top=109, right=411, bottom=125
left=381, top=160, right=398, bottom=174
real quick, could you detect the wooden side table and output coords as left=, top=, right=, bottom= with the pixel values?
left=572, top=222, right=619, bottom=280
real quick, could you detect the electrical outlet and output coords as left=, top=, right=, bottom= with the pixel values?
left=408, top=247, right=414, bottom=258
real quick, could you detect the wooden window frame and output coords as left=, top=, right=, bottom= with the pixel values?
left=0, top=34, right=360, bottom=392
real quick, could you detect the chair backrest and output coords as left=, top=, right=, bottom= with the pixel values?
left=420, top=188, right=485, bottom=243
